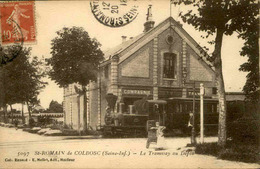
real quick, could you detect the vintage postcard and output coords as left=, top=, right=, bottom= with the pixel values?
left=0, top=0, right=259, bottom=169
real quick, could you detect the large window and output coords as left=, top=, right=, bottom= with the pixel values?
left=163, top=53, right=176, bottom=79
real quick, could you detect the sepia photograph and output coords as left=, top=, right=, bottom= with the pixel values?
left=0, top=0, right=259, bottom=168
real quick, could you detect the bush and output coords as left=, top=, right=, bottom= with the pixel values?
left=218, top=144, right=260, bottom=163
left=195, top=142, right=260, bottom=164
left=61, top=128, right=79, bottom=136
left=29, top=118, right=36, bottom=128
left=63, top=124, right=72, bottom=129
left=84, top=129, right=100, bottom=136
left=195, top=143, right=219, bottom=156
left=227, top=117, right=259, bottom=144
left=50, top=123, right=63, bottom=130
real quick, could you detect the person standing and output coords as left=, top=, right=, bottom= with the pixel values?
left=188, top=111, right=194, bottom=144
left=155, top=122, right=167, bottom=150
left=14, top=119, right=19, bottom=130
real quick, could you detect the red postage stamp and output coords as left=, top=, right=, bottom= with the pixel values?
left=0, top=1, right=36, bottom=45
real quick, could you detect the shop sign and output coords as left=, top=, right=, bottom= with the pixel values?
left=159, top=89, right=182, bottom=98
left=122, top=89, right=151, bottom=95
left=187, top=89, right=200, bottom=98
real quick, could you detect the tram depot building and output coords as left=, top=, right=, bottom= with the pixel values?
left=63, top=14, right=219, bottom=133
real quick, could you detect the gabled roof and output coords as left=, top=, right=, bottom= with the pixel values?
left=33, top=105, right=45, bottom=111
left=101, top=17, right=214, bottom=71
left=103, top=33, right=144, bottom=60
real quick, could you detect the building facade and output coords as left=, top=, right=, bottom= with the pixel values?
left=63, top=11, right=218, bottom=131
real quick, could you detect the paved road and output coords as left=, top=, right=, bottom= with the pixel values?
left=0, top=126, right=259, bottom=169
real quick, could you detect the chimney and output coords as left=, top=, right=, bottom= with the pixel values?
left=143, top=5, right=155, bottom=32
left=176, top=21, right=183, bottom=27
left=121, top=36, right=127, bottom=43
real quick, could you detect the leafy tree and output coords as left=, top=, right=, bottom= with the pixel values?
left=0, top=47, right=46, bottom=122
left=174, top=0, right=258, bottom=146
left=239, top=17, right=259, bottom=112
left=47, top=100, right=63, bottom=113
left=47, top=27, right=104, bottom=131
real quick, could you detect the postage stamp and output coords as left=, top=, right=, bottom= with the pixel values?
left=0, top=1, right=36, bottom=45
left=90, top=0, right=139, bottom=27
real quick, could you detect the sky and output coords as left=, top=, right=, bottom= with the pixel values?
left=14, top=0, right=247, bottom=109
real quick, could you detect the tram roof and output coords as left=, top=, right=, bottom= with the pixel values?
left=147, top=100, right=167, bottom=104
left=167, top=97, right=219, bottom=102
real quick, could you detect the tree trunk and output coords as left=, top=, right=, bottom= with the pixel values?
left=10, top=104, right=13, bottom=123
left=212, top=27, right=227, bottom=147
left=26, top=101, right=31, bottom=119
left=82, top=86, right=88, bottom=132
left=3, top=106, right=7, bottom=123
left=22, top=103, right=25, bottom=124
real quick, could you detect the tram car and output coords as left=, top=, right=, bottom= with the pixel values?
left=102, top=94, right=242, bottom=137
left=164, top=98, right=219, bottom=136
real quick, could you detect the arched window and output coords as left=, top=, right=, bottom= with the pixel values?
left=163, top=52, right=176, bottom=79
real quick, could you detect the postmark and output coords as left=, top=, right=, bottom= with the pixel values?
left=0, top=1, right=36, bottom=45
left=90, top=0, right=139, bottom=27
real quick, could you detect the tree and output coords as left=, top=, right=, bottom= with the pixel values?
left=239, top=16, right=259, bottom=113
left=174, top=0, right=258, bottom=146
left=47, top=100, right=63, bottom=113
left=0, top=45, right=22, bottom=122
left=0, top=46, right=46, bottom=122
left=47, top=27, right=104, bottom=131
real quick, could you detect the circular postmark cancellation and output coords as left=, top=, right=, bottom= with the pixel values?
left=90, top=0, right=139, bottom=27
left=0, top=19, right=24, bottom=66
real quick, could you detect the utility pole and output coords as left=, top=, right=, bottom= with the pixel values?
left=200, top=83, right=204, bottom=143
left=191, top=81, right=196, bottom=145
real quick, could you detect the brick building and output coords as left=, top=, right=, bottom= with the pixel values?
left=63, top=8, right=218, bottom=131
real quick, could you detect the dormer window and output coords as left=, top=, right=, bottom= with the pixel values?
left=163, top=52, right=176, bottom=79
